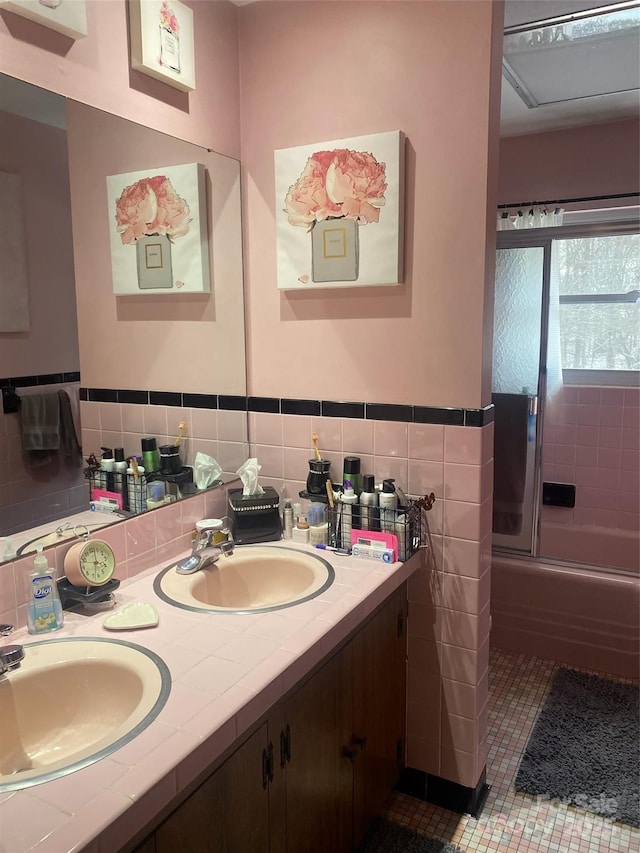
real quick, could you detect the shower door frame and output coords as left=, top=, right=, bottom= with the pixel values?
left=494, top=220, right=637, bottom=558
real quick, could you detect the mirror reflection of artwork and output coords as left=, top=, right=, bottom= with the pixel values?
left=0, top=0, right=87, bottom=38
left=106, top=163, right=210, bottom=295
left=275, top=131, right=404, bottom=290
left=129, top=0, right=195, bottom=92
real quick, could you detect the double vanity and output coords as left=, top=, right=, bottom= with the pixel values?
left=0, top=538, right=422, bottom=852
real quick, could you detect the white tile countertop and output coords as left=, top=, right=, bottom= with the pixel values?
left=0, top=541, right=422, bottom=853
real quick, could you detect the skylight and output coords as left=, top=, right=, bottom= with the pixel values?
left=503, top=2, right=640, bottom=108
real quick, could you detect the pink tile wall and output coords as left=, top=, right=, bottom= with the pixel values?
left=80, top=401, right=248, bottom=477
left=0, top=485, right=229, bottom=632
left=248, top=412, right=494, bottom=789
left=0, top=401, right=85, bottom=537
left=542, top=386, right=640, bottom=532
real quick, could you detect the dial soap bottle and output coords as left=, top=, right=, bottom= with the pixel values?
left=26, top=545, right=64, bottom=634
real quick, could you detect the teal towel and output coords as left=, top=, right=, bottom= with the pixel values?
left=19, top=392, right=61, bottom=452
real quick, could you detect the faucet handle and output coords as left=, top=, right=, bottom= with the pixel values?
left=0, top=643, right=24, bottom=674
left=218, top=537, right=235, bottom=557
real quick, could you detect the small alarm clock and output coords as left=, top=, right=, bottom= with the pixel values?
left=64, top=539, right=116, bottom=587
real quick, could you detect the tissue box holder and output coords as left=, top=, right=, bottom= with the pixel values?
left=228, top=486, right=282, bottom=545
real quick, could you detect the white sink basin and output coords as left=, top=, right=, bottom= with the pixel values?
left=0, top=637, right=170, bottom=792
left=154, top=545, right=335, bottom=614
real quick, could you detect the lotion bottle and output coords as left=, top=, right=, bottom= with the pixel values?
left=27, top=545, right=64, bottom=635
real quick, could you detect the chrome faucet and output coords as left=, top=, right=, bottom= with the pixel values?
left=0, top=626, right=24, bottom=675
left=175, top=532, right=235, bottom=575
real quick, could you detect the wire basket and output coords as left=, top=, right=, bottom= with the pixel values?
left=325, top=497, right=426, bottom=561
left=85, top=468, right=148, bottom=514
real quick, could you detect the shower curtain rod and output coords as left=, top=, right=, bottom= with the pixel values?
left=497, top=191, right=640, bottom=210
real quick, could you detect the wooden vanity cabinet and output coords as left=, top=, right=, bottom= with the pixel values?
left=138, top=585, right=407, bottom=853
left=154, top=724, right=270, bottom=853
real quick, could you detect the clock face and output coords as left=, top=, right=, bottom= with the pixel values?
left=78, top=541, right=116, bottom=586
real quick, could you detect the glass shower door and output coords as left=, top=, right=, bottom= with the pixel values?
left=492, top=245, right=546, bottom=554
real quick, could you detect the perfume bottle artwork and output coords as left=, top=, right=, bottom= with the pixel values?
left=159, top=0, right=180, bottom=74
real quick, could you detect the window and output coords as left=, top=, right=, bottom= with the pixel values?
left=553, top=234, right=640, bottom=382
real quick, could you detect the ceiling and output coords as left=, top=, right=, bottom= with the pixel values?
left=3, top=1, right=637, bottom=140
left=501, top=0, right=640, bottom=136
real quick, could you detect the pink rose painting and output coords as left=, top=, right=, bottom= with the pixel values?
left=276, top=132, right=404, bottom=290
left=107, top=163, right=210, bottom=295
left=114, top=175, right=191, bottom=245
left=284, top=149, right=387, bottom=230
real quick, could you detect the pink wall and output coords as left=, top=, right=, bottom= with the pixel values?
left=0, top=0, right=241, bottom=159
left=498, top=118, right=640, bottom=205
left=0, top=111, right=78, bottom=377
left=239, top=1, right=503, bottom=410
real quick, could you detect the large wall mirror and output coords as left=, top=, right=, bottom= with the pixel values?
left=0, top=73, right=248, bottom=564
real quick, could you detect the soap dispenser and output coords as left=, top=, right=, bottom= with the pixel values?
left=26, top=545, right=64, bottom=635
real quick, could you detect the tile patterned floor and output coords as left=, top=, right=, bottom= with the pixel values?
left=384, top=648, right=640, bottom=853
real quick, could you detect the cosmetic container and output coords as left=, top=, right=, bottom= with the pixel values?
left=100, top=447, right=115, bottom=492
left=340, top=482, right=358, bottom=549
left=141, top=438, right=161, bottom=474
left=308, top=505, right=328, bottom=545
left=113, top=447, right=129, bottom=510
left=359, top=474, right=379, bottom=531
left=159, top=444, right=182, bottom=475
left=379, top=479, right=398, bottom=533
left=283, top=501, right=293, bottom=540
left=292, top=516, right=310, bottom=544
left=342, top=456, right=362, bottom=495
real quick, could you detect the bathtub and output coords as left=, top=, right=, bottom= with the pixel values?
left=539, top=521, right=639, bottom=574
left=491, top=553, right=640, bottom=679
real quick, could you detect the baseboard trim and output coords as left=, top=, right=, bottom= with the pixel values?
left=396, top=766, right=490, bottom=819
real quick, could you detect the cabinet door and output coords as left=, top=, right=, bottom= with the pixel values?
left=352, top=586, right=407, bottom=846
left=154, top=723, right=269, bottom=853
left=284, top=647, right=353, bottom=853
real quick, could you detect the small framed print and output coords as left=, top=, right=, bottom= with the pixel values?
left=0, top=0, right=87, bottom=39
left=129, top=0, right=196, bottom=93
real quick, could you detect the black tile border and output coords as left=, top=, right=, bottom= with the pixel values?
left=281, top=398, right=321, bottom=416
left=77, top=388, right=495, bottom=427
left=396, top=766, right=490, bottom=819
left=119, top=389, right=149, bottom=405
left=366, top=402, right=413, bottom=422
left=322, top=400, right=365, bottom=419
left=183, top=393, right=217, bottom=409
left=0, top=372, right=81, bottom=389
left=248, top=396, right=280, bottom=414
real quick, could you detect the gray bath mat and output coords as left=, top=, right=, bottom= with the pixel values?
left=357, top=818, right=466, bottom=853
left=515, top=667, right=640, bottom=827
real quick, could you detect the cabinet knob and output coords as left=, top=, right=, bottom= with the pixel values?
left=280, top=724, right=291, bottom=767
left=353, top=735, right=367, bottom=750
